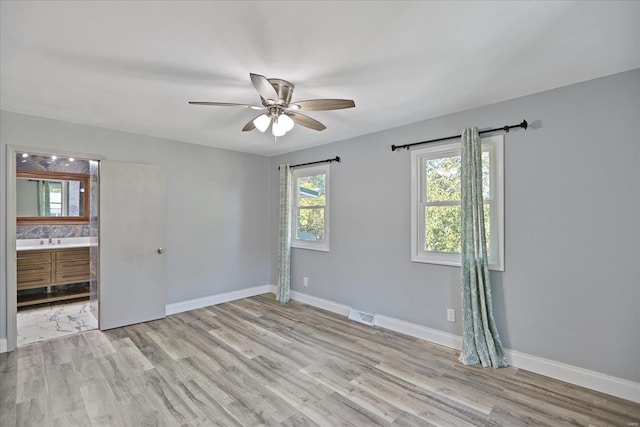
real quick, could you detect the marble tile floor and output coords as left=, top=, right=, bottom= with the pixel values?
left=17, top=300, right=97, bottom=346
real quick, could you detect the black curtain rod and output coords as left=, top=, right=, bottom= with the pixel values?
left=391, top=120, right=528, bottom=152
left=279, top=156, right=340, bottom=170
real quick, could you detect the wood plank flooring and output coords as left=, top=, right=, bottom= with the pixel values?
left=1, top=293, right=639, bottom=426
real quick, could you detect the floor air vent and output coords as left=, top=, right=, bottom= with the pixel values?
left=348, top=309, right=375, bottom=326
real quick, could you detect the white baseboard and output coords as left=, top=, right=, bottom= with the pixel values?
left=504, top=348, right=640, bottom=404
left=165, top=284, right=272, bottom=316
left=374, top=314, right=463, bottom=350
left=288, top=290, right=640, bottom=404
left=0, top=338, right=7, bottom=353
left=290, top=290, right=351, bottom=316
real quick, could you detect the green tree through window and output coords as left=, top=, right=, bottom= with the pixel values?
left=296, top=174, right=326, bottom=241
left=423, top=152, right=491, bottom=254
left=291, top=164, right=331, bottom=252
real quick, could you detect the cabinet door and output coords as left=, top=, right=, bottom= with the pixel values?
left=17, top=250, right=52, bottom=289
left=99, top=161, right=167, bottom=330
left=55, top=247, right=90, bottom=284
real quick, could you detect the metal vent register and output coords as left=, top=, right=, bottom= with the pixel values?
left=348, top=309, right=375, bottom=326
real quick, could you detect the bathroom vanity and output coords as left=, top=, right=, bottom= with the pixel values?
left=17, top=238, right=91, bottom=307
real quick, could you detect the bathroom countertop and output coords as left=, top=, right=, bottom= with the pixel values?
left=16, top=237, right=95, bottom=251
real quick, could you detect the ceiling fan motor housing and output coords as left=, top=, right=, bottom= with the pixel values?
left=263, top=78, right=295, bottom=107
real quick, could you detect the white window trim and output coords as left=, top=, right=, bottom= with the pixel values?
left=410, top=135, right=504, bottom=271
left=291, top=164, right=330, bottom=252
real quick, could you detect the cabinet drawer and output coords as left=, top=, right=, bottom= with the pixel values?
left=57, top=259, right=90, bottom=270
left=56, top=263, right=90, bottom=276
left=17, top=262, right=51, bottom=274
left=17, top=250, right=52, bottom=264
left=56, top=270, right=90, bottom=283
left=18, top=273, right=51, bottom=289
left=55, top=248, right=90, bottom=261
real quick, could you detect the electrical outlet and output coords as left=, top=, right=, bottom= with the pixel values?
left=303, top=276, right=309, bottom=287
left=447, top=308, right=455, bottom=322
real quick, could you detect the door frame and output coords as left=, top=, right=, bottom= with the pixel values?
left=4, top=145, right=104, bottom=352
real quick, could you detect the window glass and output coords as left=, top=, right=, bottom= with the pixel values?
left=292, top=166, right=330, bottom=251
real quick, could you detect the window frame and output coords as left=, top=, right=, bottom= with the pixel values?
left=410, top=135, right=504, bottom=271
left=291, top=164, right=330, bottom=252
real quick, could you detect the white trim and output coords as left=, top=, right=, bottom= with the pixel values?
left=165, top=284, right=272, bottom=315
left=504, top=348, right=640, bottom=404
left=5, top=146, right=18, bottom=352
left=289, top=290, right=351, bottom=316
left=0, top=338, right=7, bottom=353
left=287, top=290, right=640, bottom=403
left=374, top=314, right=463, bottom=350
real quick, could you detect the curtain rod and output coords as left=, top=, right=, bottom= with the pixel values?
left=279, top=156, right=340, bottom=170
left=391, top=120, right=528, bottom=152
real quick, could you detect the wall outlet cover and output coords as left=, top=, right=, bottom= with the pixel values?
left=447, top=308, right=455, bottom=322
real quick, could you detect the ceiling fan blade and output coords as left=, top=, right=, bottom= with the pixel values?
left=189, top=101, right=264, bottom=110
left=242, top=118, right=256, bottom=132
left=250, top=73, right=279, bottom=102
left=288, top=112, right=326, bottom=131
left=288, top=99, right=355, bottom=111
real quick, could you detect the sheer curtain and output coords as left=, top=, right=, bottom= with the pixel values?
left=38, top=180, right=51, bottom=216
left=276, top=164, right=292, bottom=303
left=459, top=128, right=507, bottom=368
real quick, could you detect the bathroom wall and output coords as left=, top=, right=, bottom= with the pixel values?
left=16, top=153, right=92, bottom=239
left=16, top=224, right=90, bottom=240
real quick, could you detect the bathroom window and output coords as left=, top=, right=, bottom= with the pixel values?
left=291, top=165, right=330, bottom=252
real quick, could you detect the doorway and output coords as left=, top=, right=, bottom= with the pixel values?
left=6, top=148, right=168, bottom=352
left=7, top=146, right=100, bottom=348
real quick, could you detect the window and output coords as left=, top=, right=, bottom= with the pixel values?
left=291, top=165, right=330, bottom=251
left=411, top=135, right=504, bottom=270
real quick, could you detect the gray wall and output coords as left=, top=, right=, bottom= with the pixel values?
left=1, top=111, right=272, bottom=340
left=271, top=69, right=640, bottom=382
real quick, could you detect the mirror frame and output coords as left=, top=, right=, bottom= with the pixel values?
left=16, top=169, right=90, bottom=225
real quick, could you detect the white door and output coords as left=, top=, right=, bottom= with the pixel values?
left=99, top=161, right=167, bottom=330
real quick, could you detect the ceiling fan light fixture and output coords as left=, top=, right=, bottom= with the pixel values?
left=272, top=117, right=288, bottom=137
left=253, top=114, right=271, bottom=132
left=279, top=114, right=294, bottom=132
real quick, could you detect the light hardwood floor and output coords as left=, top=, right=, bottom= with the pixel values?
left=1, top=293, right=639, bottom=426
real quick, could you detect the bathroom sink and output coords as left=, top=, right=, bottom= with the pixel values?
left=16, top=237, right=93, bottom=251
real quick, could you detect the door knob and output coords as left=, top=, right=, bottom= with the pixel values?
left=157, top=248, right=166, bottom=254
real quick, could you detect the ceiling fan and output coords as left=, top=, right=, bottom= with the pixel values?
left=189, top=73, right=355, bottom=138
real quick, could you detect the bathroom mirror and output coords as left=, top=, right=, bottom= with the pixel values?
left=17, top=170, right=90, bottom=225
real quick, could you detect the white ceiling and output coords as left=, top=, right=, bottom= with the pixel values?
left=1, top=1, right=639, bottom=156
